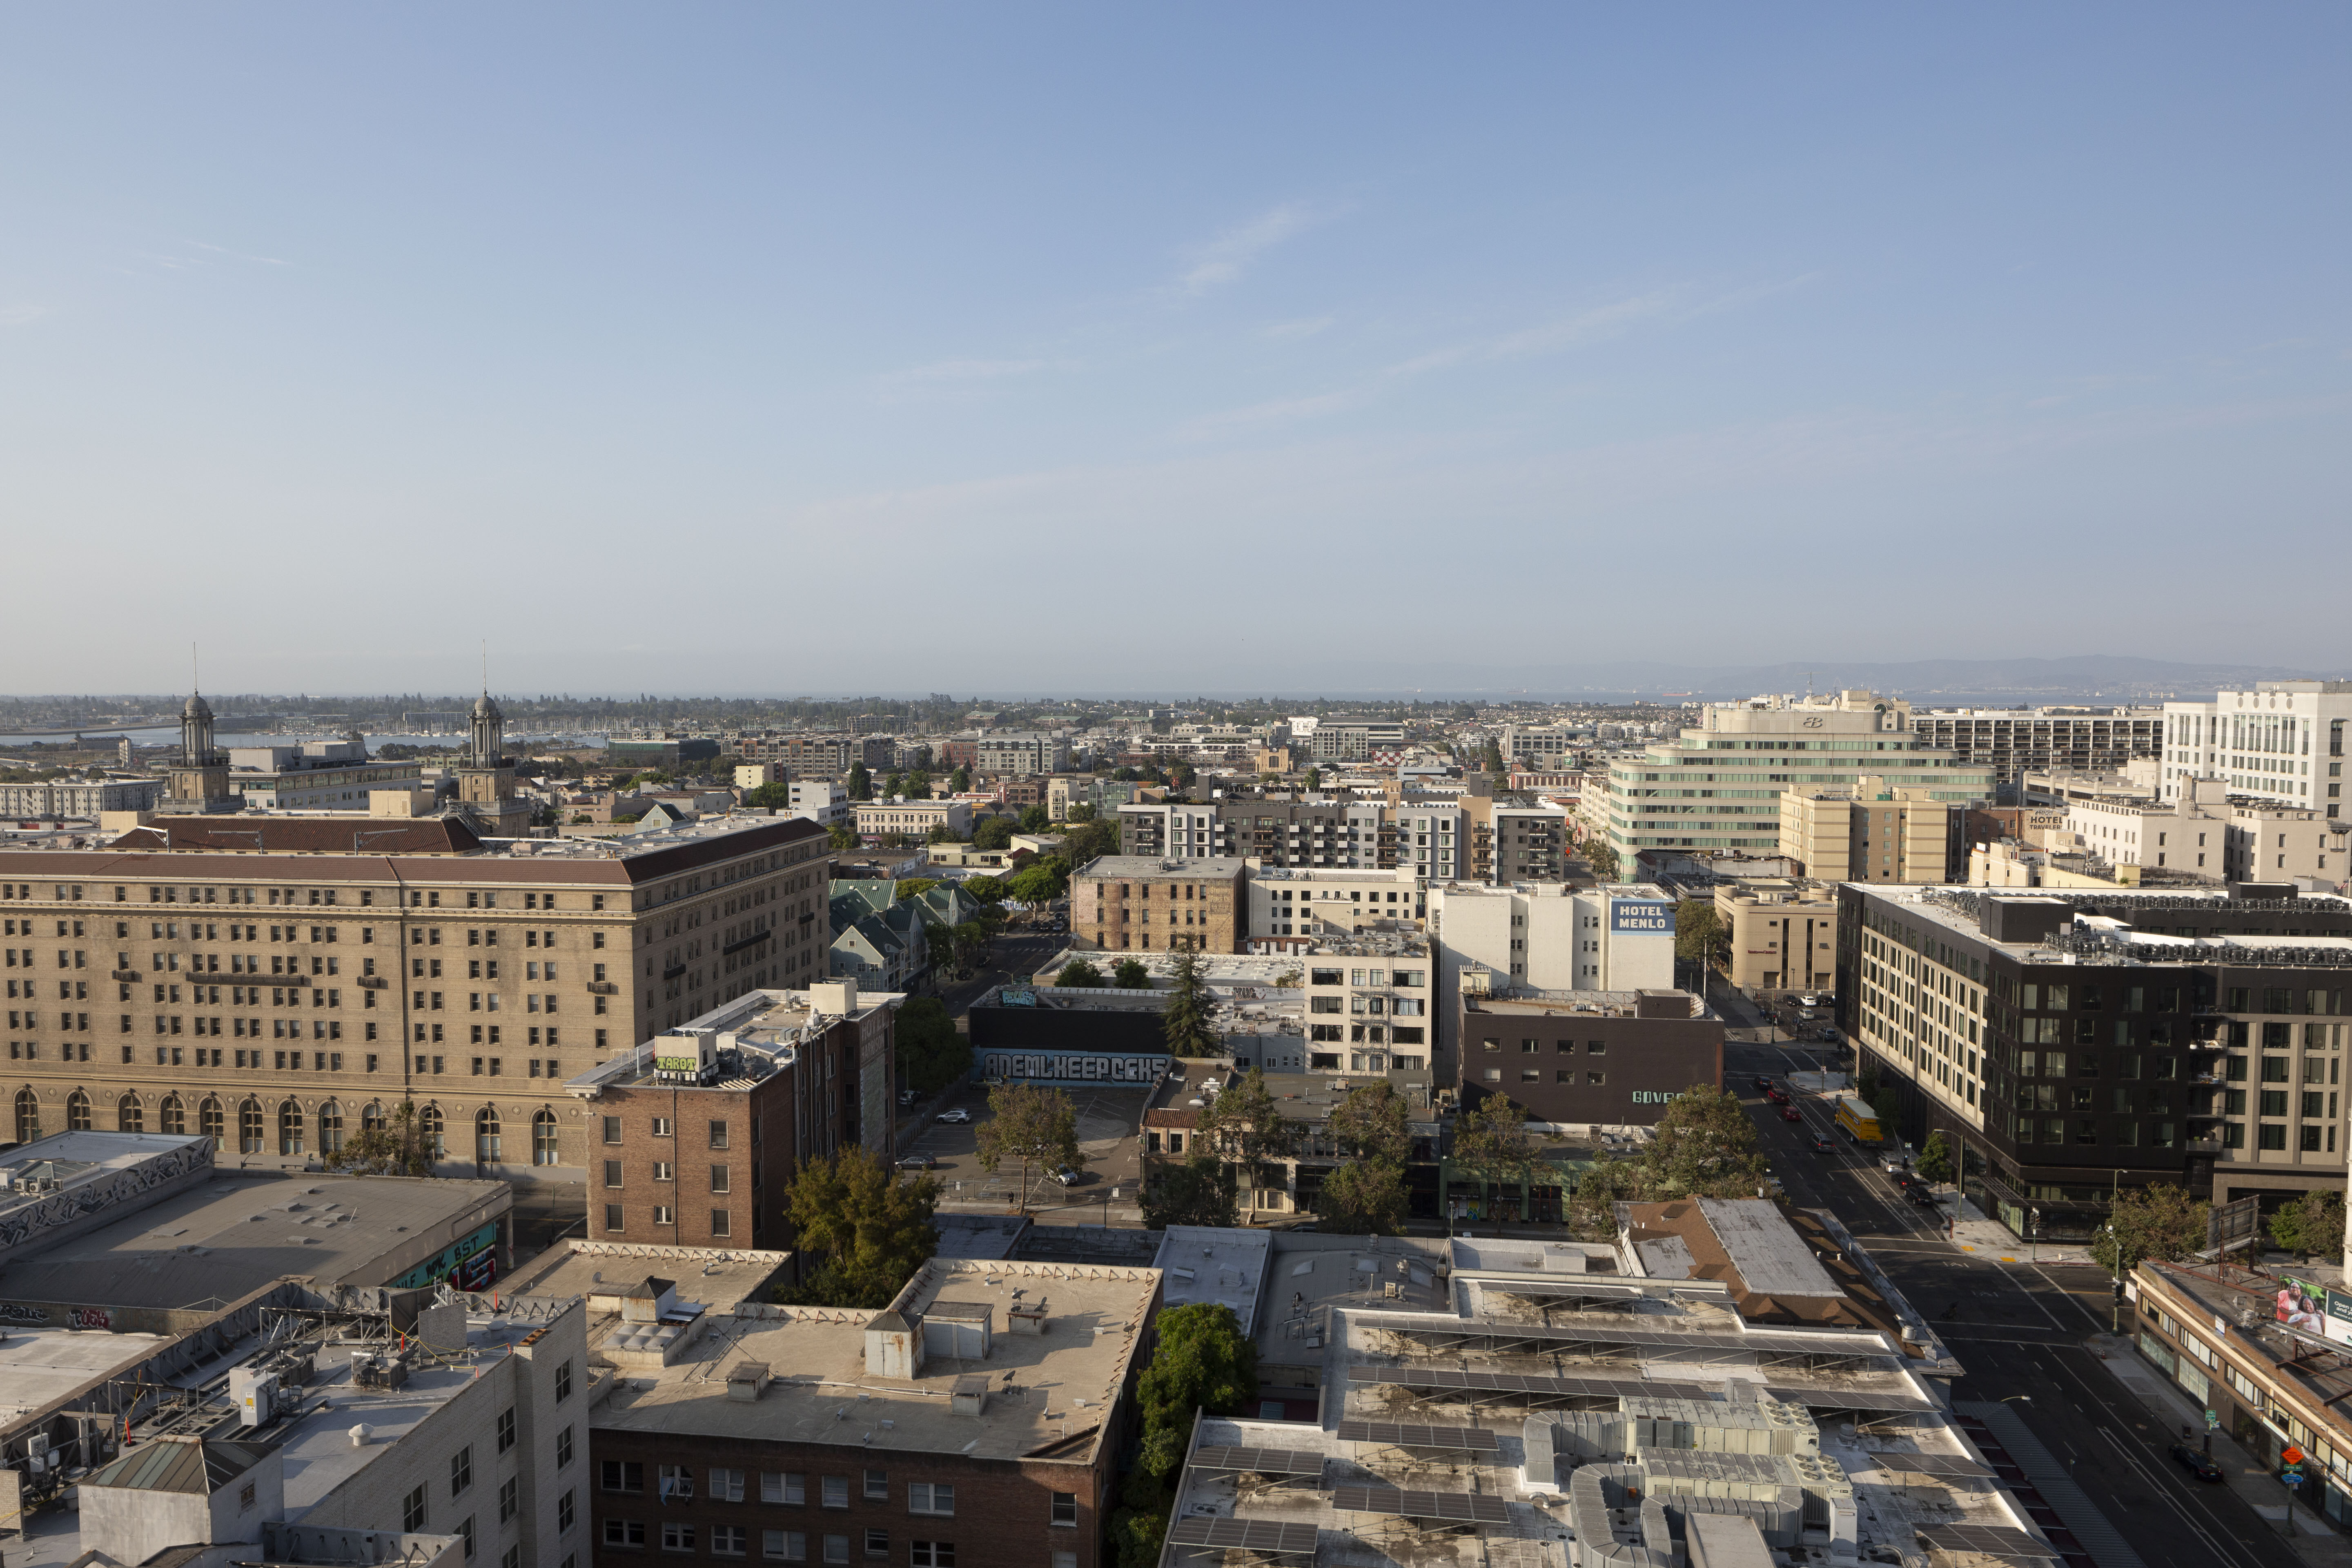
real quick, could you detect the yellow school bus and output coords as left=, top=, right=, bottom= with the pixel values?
left=1834, top=1094, right=1883, bottom=1144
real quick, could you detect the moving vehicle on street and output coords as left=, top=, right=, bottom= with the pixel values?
left=2167, top=1442, right=2225, bottom=1483
left=1753, top=1075, right=1775, bottom=1091
left=1833, top=1094, right=1884, bottom=1145
left=935, top=1108, right=972, bottom=1124
left=1780, top=1106, right=1802, bottom=1122
left=1810, top=1135, right=1837, bottom=1152
left=896, top=1152, right=938, bottom=1170
left=1048, top=1165, right=1083, bottom=1185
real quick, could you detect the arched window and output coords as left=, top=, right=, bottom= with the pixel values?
left=238, top=1098, right=265, bottom=1155
left=198, top=1096, right=224, bottom=1150
left=117, top=1093, right=143, bottom=1134
left=13, top=1089, right=40, bottom=1145
left=66, top=1090, right=92, bottom=1132
left=419, top=1105, right=445, bottom=1159
left=361, top=1101, right=387, bottom=1134
left=318, top=1100, right=344, bottom=1156
left=475, top=1106, right=502, bottom=1164
left=278, top=1099, right=305, bottom=1156
left=160, top=1094, right=186, bottom=1136
left=532, top=1108, right=560, bottom=1166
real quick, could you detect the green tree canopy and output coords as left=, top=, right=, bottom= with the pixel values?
left=2268, top=1188, right=2346, bottom=1264
left=904, top=770, right=933, bottom=800
left=1065, top=802, right=1098, bottom=824
left=1161, top=949, right=1218, bottom=1055
left=1137, top=1303, right=1257, bottom=1479
left=1302, top=768, right=1321, bottom=792
left=322, top=1100, right=428, bottom=1177
left=2090, top=1183, right=2210, bottom=1275
left=1914, top=1129, right=1956, bottom=1186
left=1638, top=1084, right=1771, bottom=1199
left=826, top=820, right=857, bottom=851
left=1200, top=1067, right=1293, bottom=1175
left=974, top=1082, right=1084, bottom=1210
left=1316, top=1158, right=1409, bottom=1236
left=973, top=816, right=1017, bottom=851
left=746, top=780, right=793, bottom=810
left=1007, top=858, right=1070, bottom=904
left=1453, top=1092, right=1541, bottom=1194
left=1140, top=1151, right=1238, bottom=1229
left=1059, top=817, right=1120, bottom=864
left=847, top=762, right=873, bottom=800
left=782, top=1147, right=940, bottom=1307
left=1018, top=804, right=1051, bottom=833
left=894, top=878, right=940, bottom=903
left=1674, top=900, right=1726, bottom=966
left=881, top=772, right=904, bottom=800
left=949, top=766, right=971, bottom=792
left=1112, top=958, right=1152, bottom=989
left=962, top=875, right=1007, bottom=904
left=895, top=996, right=970, bottom=1092
left=1327, top=1079, right=1414, bottom=1163
left=1055, top=958, right=1107, bottom=988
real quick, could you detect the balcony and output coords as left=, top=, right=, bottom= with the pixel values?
left=588, top=981, right=618, bottom=996
left=2184, top=1138, right=2223, bottom=1155
left=357, top=975, right=388, bottom=990
left=663, top=963, right=686, bottom=981
left=111, top=969, right=140, bottom=982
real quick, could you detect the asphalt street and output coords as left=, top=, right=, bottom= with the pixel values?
left=1731, top=1028, right=2296, bottom=1568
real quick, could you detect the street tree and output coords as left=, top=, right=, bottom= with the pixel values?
left=1327, top=1080, right=1414, bottom=1163
left=847, top=762, right=873, bottom=800
left=826, top=821, right=857, bottom=851
left=1112, top=958, right=1151, bottom=989
left=973, top=816, right=1016, bottom=851
left=1055, top=958, right=1107, bottom=988
left=746, top=781, right=793, bottom=810
left=782, top=1146, right=940, bottom=1307
left=1674, top=901, right=1727, bottom=967
left=974, top=1082, right=1084, bottom=1210
left=894, top=878, right=940, bottom=903
left=1914, top=1129, right=1957, bottom=1186
left=962, top=874, right=1007, bottom=904
left=904, top=770, right=933, bottom=800
left=1199, top=1068, right=1293, bottom=1218
left=1007, top=859, right=1069, bottom=904
left=1139, top=1152, right=1238, bottom=1229
left=1018, top=804, right=1051, bottom=833
left=1453, top=1092, right=1541, bottom=1208
left=894, top=997, right=970, bottom=1092
left=949, top=766, right=971, bottom=792
left=1161, top=949, right=1218, bottom=1056
left=1315, top=1157, right=1410, bottom=1235
left=1639, top=1085, right=1771, bottom=1198
left=2089, top=1183, right=2210, bottom=1275
left=1066, top=803, right=1098, bottom=824
left=323, top=1101, right=428, bottom=1176
left=1303, top=768, right=1321, bottom=792
left=2268, top=1188, right=2347, bottom=1264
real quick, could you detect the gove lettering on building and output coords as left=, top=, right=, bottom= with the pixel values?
left=1611, top=901, right=1673, bottom=935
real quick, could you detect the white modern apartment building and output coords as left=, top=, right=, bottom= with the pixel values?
left=1498, top=723, right=1586, bottom=767
left=1580, top=690, right=1996, bottom=868
left=1425, top=881, right=1675, bottom=1071
left=971, top=732, right=1070, bottom=777
left=0, top=777, right=163, bottom=818
left=1909, top=706, right=2163, bottom=784
left=2159, top=680, right=2352, bottom=818
left=784, top=780, right=851, bottom=832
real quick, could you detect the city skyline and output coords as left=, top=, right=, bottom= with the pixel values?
left=4, top=7, right=2345, bottom=692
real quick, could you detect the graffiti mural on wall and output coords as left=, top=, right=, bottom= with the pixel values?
left=388, top=1222, right=499, bottom=1292
left=0, top=1137, right=212, bottom=1255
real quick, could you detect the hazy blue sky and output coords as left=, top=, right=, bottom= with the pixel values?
left=3, top=7, right=2346, bottom=696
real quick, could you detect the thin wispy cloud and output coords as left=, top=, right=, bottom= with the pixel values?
left=1187, top=275, right=1819, bottom=437
left=1175, top=202, right=1339, bottom=296
left=0, top=305, right=47, bottom=328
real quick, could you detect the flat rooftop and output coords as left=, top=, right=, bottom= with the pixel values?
left=503, top=1239, right=792, bottom=1310
left=0, top=1171, right=509, bottom=1312
left=569, top=985, right=903, bottom=1095
left=1467, top=989, right=1711, bottom=1020
left=0, top=1324, right=175, bottom=1424
left=1152, top=1226, right=1273, bottom=1334
left=1078, top=855, right=1249, bottom=878
left=590, top=1258, right=1158, bottom=1465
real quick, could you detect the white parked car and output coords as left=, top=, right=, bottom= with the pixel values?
left=935, top=1108, right=971, bottom=1124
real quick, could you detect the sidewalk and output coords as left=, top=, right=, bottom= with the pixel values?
left=1948, top=1192, right=2095, bottom=1265
left=2089, top=1332, right=2352, bottom=1564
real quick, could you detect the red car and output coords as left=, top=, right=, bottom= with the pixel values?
left=1780, top=1106, right=1802, bottom=1123
left=1765, top=1089, right=1790, bottom=1106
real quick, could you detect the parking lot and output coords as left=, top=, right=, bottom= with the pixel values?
left=895, top=1080, right=1151, bottom=1213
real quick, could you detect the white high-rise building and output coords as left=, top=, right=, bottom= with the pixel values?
left=2159, top=680, right=2352, bottom=819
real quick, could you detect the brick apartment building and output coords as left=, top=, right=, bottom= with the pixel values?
left=0, top=790, right=833, bottom=1176
left=568, top=981, right=900, bottom=1251
left=588, top=1258, right=1161, bottom=1568
left=1068, top=856, right=1247, bottom=953
left=1461, top=987, right=1723, bottom=1127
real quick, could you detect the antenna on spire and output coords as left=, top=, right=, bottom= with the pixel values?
left=481, top=639, right=488, bottom=696
left=192, top=641, right=201, bottom=695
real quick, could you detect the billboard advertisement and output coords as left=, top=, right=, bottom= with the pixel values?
left=2277, top=1276, right=2352, bottom=1345
left=1610, top=900, right=1673, bottom=935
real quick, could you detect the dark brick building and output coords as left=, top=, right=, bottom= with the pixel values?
left=569, top=979, right=899, bottom=1251
left=588, top=1258, right=1160, bottom=1568
left=1459, top=988, right=1723, bottom=1126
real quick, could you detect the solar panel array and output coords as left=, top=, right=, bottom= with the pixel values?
left=1327, top=1486, right=1512, bottom=1524
left=1189, top=1447, right=1326, bottom=1477
left=1335, top=1421, right=1501, bottom=1452
left=1348, top=1364, right=1712, bottom=1400
left=1167, top=1519, right=1322, bottom=1554
left=1872, top=1450, right=1993, bottom=1478
left=1915, top=1523, right=2059, bottom=1560
left=1762, top=1384, right=1934, bottom=1413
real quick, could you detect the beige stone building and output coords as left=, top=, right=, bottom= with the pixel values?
left=852, top=798, right=972, bottom=843
left=0, top=797, right=833, bottom=1177
left=1779, top=776, right=1963, bottom=884
left=1711, top=879, right=1840, bottom=994
left=1069, top=855, right=1247, bottom=953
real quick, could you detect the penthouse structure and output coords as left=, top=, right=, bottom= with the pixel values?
left=1842, top=882, right=2352, bottom=1241
left=586, top=1255, right=1163, bottom=1568
left=0, top=802, right=833, bottom=1178
left=1157, top=1203, right=2039, bottom=1568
